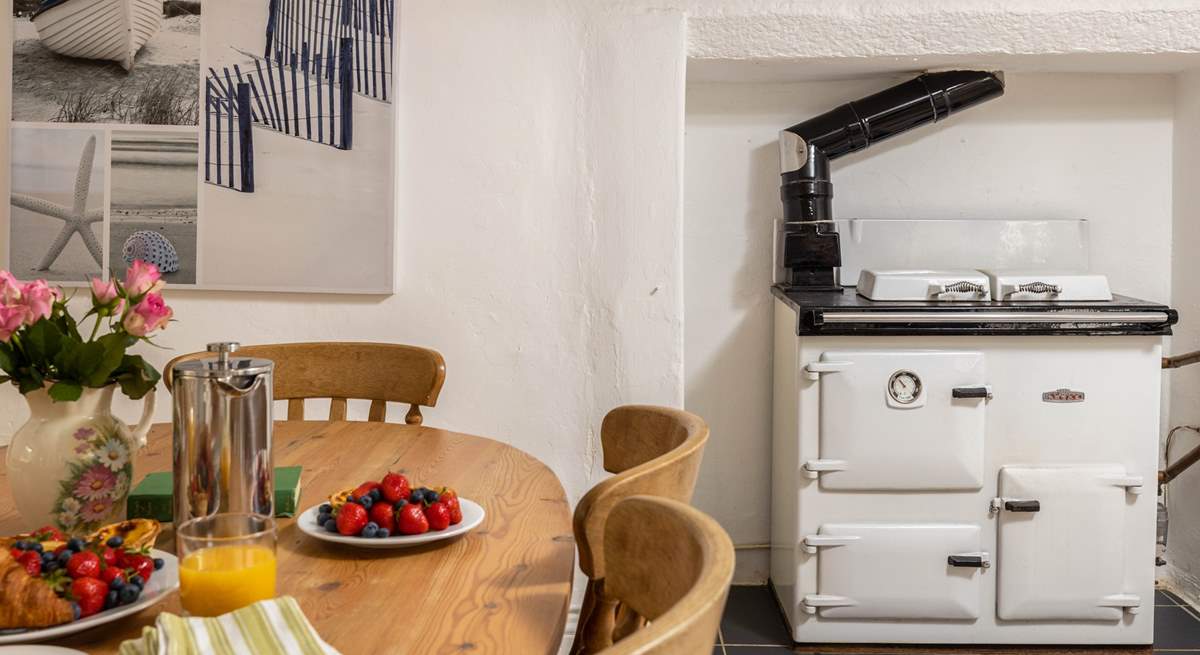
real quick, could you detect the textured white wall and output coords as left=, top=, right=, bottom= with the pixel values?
left=684, top=73, right=1176, bottom=582
left=1167, top=70, right=1200, bottom=606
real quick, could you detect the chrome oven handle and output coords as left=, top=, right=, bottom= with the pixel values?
left=936, top=281, right=986, bottom=297
left=1004, top=281, right=1062, bottom=297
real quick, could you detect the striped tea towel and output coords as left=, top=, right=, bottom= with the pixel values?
left=118, top=596, right=340, bottom=655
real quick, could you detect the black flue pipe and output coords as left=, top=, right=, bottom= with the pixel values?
left=777, top=70, right=1005, bottom=289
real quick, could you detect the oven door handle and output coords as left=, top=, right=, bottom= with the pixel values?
left=947, top=552, right=991, bottom=569
left=952, top=385, right=993, bottom=400
left=991, top=497, right=1041, bottom=513
left=817, top=311, right=1171, bottom=325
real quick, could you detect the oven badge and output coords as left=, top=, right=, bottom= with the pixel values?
left=1042, top=388, right=1085, bottom=403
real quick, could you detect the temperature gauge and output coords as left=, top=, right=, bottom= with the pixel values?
left=888, top=370, right=922, bottom=405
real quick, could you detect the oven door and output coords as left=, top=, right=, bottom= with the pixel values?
left=995, top=465, right=1143, bottom=620
left=804, top=523, right=985, bottom=619
left=810, top=350, right=987, bottom=490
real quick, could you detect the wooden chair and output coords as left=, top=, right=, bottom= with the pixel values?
left=571, top=405, right=710, bottom=654
left=594, top=495, right=733, bottom=654
left=165, top=342, right=445, bottom=424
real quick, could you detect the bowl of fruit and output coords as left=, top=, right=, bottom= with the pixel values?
left=0, top=520, right=178, bottom=644
left=297, top=472, right=485, bottom=549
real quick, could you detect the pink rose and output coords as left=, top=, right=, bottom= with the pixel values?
left=90, top=277, right=118, bottom=304
left=123, top=292, right=172, bottom=337
left=0, top=305, right=25, bottom=343
left=89, top=278, right=123, bottom=316
left=19, top=280, right=58, bottom=325
left=124, top=260, right=163, bottom=298
left=0, top=271, right=22, bottom=306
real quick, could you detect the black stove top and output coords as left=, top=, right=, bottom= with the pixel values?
left=773, top=285, right=1177, bottom=337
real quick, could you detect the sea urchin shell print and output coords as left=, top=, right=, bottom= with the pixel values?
left=122, top=230, right=180, bottom=273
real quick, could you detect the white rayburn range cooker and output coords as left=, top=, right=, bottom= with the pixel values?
left=768, top=72, right=1178, bottom=646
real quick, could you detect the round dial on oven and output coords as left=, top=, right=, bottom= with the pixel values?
left=888, top=370, right=922, bottom=404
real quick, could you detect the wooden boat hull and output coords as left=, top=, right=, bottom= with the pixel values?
left=31, top=0, right=163, bottom=71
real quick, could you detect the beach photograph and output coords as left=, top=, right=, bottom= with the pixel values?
left=9, top=126, right=107, bottom=283
left=109, top=129, right=198, bottom=285
left=11, top=0, right=200, bottom=124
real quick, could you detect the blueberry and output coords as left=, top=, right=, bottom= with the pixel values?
left=323, top=518, right=338, bottom=533
left=105, top=590, right=119, bottom=610
left=41, top=551, right=55, bottom=563
left=346, top=495, right=358, bottom=504
left=71, top=603, right=81, bottom=620
left=153, top=558, right=164, bottom=571
left=409, top=489, right=425, bottom=504
left=106, top=536, right=124, bottom=548
left=393, top=500, right=407, bottom=510
left=29, top=542, right=43, bottom=554
left=57, top=551, right=72, bottom=565
left=129, top=574, right=144, bottom=588
left=317, top=513, right=331, bottom=526
left=67, top=538, right=85, bottom=552
left=110, top=576, right=124, bottom=590
left=361, top=524, right=378, bottom=538
left=377, top=528, right=390, bottom=538
left=369, top=488, right=382, bottom=501
left=425, top=491, right=439, bottom=503
left=319, top=503, right=333, bottom=514
left=43, top=561, right=59, bottom=573
left=11, top=540, right=26, bottom=551
left=359, top=495, right=373, bottom=509
left=118, top=584, right=139, bottom=604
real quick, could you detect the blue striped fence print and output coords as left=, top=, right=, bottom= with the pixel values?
left=204, top=80, right=255, bottom=193
left=266, top=0, right=393, bottom=103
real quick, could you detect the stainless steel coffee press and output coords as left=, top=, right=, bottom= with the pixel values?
left=171, top=342, right=274, bottom=526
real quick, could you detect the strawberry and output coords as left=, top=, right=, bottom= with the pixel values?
left=336, top=502, right=369, bottom=536
left=380, top=473, right=410, bottom=503
left=101, top=547, right=118, bottom=569
left=352, top=481, right=382, bottom=499
left=443, top=496, right=463, bottom=525
left=369, top=502, right=396, bottom=532
left=437, top=487, right=458, bottom=503
left=66, top=551, right=100, bottom=579
left=397, top=503, right=429, bottom=535
left=424, top=502, right=451, bottom=531
left=71, top=577, right=108, bottom=617
left=126, top=554, right=154, bottom=583
left=101, top=567, right=126, bottom=586
left=8, top=547, right=20, bottom=559
left=32, top=526, right=65, bottom=542
left=17, top=550, right=41, bottom=576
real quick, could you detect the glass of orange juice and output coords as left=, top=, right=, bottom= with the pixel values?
left=177, top=513, right=277, bottom=617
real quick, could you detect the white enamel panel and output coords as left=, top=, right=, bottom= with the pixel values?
left=996, top=465, right=1132, bottom=621
left=816, top=349, right=986, bottom=490
left=814, top=523, right=983, bottom=620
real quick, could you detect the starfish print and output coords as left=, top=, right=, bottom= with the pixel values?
left=10, top=135, right=104, bottom=271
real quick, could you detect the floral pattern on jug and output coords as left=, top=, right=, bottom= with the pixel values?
left=6, top=384, right=155, bottom=535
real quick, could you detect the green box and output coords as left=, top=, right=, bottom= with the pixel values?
left=126, top=466, right=303, bottom=522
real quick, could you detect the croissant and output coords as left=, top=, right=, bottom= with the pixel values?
left=0, top=549, right=74, bottom=629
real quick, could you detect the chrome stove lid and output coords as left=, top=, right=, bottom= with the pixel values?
left=981, top=270, right=1112, bottom=302
left=857, top=269, right=1113, bottom=302
left=856, top=269, right=991, bottom=301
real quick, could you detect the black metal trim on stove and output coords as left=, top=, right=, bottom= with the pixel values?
left=774, top=286, right=1178, bottom=337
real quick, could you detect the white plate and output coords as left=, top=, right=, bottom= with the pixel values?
left=297, top=498, right=485, bottom=548
left=0, top=549, right=178, bottom=645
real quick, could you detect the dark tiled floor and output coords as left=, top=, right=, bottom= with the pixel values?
left=716, top=585, right=1200, bottom=654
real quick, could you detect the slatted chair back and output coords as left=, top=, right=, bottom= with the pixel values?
left=166, top=342, right=445, bottom=424
left=595, top=496, right=734, bottom=654
left=570, top=405, right=710, bottom=654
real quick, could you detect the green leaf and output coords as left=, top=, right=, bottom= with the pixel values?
left=0, top=345, right=14, bottom=376
left=17, top=376, right=42, bottom=395
left=114, top=354, right=161, bottom=400
left=48, top=381, right=82, bottom=402
left=87, top=333, right=128, bottom=387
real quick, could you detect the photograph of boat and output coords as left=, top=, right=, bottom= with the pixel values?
left=10, top=0, right=200, bottom=124
left=31, top=0, right=163, bottom=71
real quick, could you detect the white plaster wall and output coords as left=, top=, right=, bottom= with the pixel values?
left=685, top=73, right=1176, bottom=581
left=1166, top=70, right=1200, bottom=605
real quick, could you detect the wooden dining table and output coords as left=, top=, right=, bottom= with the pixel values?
left=0, top=421, right=577, bottom=654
